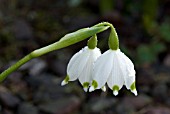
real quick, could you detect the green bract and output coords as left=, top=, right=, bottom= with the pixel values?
left=109, top=28, right=119, bottom=50
left=87, top=34, right=97, bottom=49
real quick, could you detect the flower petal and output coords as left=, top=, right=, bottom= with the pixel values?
left=78, top=48, right=101, bottom=87
left=101, top=85, right=106, bottom=92
left=113, top=90, right=118, bottom=96
left=61, top=75, right=69, bottom=86
left=131, top=89, right=138, bottom=96
left=67, top=46, right=90, bottom=81
left=90, top=50, right=114, bottom=90
left=119, top=51, right=135, bottom=76
left=117, top=50, right=137, bottom=95
left=92, top=48, right=101, bottom=60
left=107, top=51, right=124, bottom=94
left=117, top=51, right=136, bottom=89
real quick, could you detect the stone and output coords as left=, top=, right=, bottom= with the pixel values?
left=116, top=103, right=135, bottom=114
left=144, top=107, right=170, bottom=114
left=38, top=96, right=81, bottom=114
left=48, top=60, right=66, bottom=76
left=0, top=86, right=20, bottom=108
left=25, top=73, right=68, bottom=103
left=1, top=109, right=14, bottom=114
left=85, top=97, right=117, bottom=113
left=122, top=94, right=152, bottom=110
left=164, top=54, right=170, bottom=67
left=29, top=59, right=47, bottom=76
left=116, top=94, right=152, bottom=114
left=12, top=19, right=33, bottom=40
left=17, top=103, right=38, bottom=114
left=152, top=83, right=168, bottom=102
left=20, top=59, right=47, bottom=76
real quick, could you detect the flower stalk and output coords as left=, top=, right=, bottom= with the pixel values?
left=0, top=22, right=110, bottom=82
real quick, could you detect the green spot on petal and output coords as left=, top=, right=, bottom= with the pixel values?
left=92, top=80, right=98, bottom=89
left=112, top=85, right=119, bottom=91
left=130, top=82, right=136, bottom=90
left=64, top=75, right=69, bottom=82
left=83, top=82, right=90, bottom=88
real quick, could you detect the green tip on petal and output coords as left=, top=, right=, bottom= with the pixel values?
left=87, top=34, right=97, bottom=49
left=101, top=86, right=106, bottom=92
left=61, top=75, right=69, bottom=86
left=112, top=85, right=119, bottom=96
left=112, top=85, right=119, bottom=91
left=92, top=80, right=98, bottom=89
left=83, top=82, right=90, bottom=88
left=130, top=82, right=136, bottom=91
left=89, top=80, right=98, bottom=92
left=83, top=82, right=90, bottom=92
left=130, top=82, right=137, bottom=96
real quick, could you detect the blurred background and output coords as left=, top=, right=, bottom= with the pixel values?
left=0, top=0, right=170, bottom=114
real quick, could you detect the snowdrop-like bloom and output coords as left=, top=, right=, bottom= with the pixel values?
left=61, top=46, right=101, bottom=92
left=89, top=49, right=137, bottom=96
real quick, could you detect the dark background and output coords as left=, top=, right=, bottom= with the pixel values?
left=0, top=0, right=170, bottom=114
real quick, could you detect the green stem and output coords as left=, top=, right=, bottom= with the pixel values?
left=0, top=54, right=33, bottom=81
left=0, top=22, right=111, bottom=82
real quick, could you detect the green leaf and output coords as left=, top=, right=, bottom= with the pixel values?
left=159, top=22, right=170, bottom=42
left=99, top=0, right=114, bottom=14
left=142, top=0, right=158, bottom=32
left=151, top=42, right=166, bottom=54
left=137, top=45, right=156, bottom=64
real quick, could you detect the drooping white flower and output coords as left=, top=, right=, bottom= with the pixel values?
left=89, top=49, right=137, bottom=96
left=61, top=46, right=101, bottom=92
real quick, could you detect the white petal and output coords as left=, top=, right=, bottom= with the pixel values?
left=107, top=51, right=124, bottom=91
left=89, top=86, right=95, bottom=92
left=61, top=80, right=68, bottom=86
left=66, top=48, right=83, bottom=81
left=67, top=48, right=83, bottom=72
left=101, top=85, right=106, bottom=92
left=61, top=75, right=70, bottom=86
left=131, top=89, right=138, bottom=96
left=67, top=46, right=90, bottom=81
left=119, top=51, right=135, bottom=76
left=125, top=76, right=135, bottom=90
left=114, top=50, right=127, bottom=75
left=78, top=48, right=101, bottom=85
left=113, top=90, right=118, bottom=96
left=117, top=50, right=136, bottom=90
left=92, top=48, right=101, bottom=60
left=83, top=87, right=88, bottom=92
left=76, top=47, right=91, bottom=77
left=91, top=50, right=114, bottom=90
left=78, top=63, right=92, bottom=85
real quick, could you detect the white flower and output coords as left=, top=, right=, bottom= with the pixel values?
left=61, top=46, right=101, bottom=92
left=89, top=49, right=137, bottom=96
